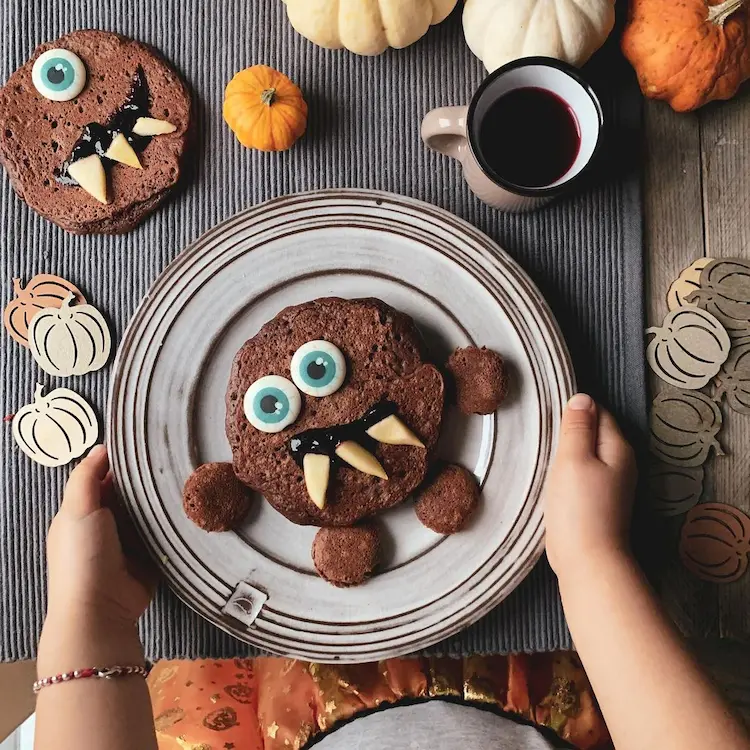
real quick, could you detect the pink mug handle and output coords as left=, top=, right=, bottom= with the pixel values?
left=421, top=106, right=469, bottom=160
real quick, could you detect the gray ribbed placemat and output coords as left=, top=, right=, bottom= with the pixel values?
left=0, top=0, right=645, bottom=661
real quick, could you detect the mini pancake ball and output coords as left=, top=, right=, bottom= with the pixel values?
left=183, top=462, right=252, bottom=532
left=415, top=464, right=479, bottom=534
left=447, top=346, right=508, bottom=415
left=312, top=525, right=380, bottom=587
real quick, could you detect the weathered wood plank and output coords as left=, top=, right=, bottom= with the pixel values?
left=698, top=88, right=750, bottom=639
left=641, top=99, right=722, bottom=637
left=693, top=639, right=750, bottom=728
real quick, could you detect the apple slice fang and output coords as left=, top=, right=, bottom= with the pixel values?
left=335, top=441, right=388, bottom=480
left=132, top=117, right=177, bottom=136
left=104, top=133, right=142, bottom=169
left=303, top=454, right=330, bottom=510
left=67, top=154, right=108, bottom=204
left=366, top=414, right=424, bottom=447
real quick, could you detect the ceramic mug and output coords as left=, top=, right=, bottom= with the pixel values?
left=421, top=57, right=604, bottom=213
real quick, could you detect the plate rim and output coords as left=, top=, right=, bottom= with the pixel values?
left=108, top=188, right=575, bottom=662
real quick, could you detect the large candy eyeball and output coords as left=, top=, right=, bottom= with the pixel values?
left=32, top=49, right=87, bottom=101
left=291, top=340, right=346, bottom=397
left=243, top=375, right=301, bottom=433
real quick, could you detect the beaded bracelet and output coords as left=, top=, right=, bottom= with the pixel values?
left=33, top=665, right=149, bottom=694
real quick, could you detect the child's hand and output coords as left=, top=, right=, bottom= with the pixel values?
left=544, top=394, right=637, bottom=583
left=45, top=445, right=153, bottom=630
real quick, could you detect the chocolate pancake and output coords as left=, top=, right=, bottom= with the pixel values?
left=415, top=463, right=479, bottom=534
left=183, top=462, right=252, bottom=532
left=0, top=30, right=191, bottom=234
left=312, top=525, right=380, bottom=587
left=447, top=346, right=509, bottom=415
left=226, top=298, right=445, bottom=527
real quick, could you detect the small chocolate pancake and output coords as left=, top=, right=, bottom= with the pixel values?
left=183, top=462, right=252, bottom=532
left=312, top=525, right=380, bottom=587
left=447, top=346, right=508, bottom=415
left=415, top=464, right=479, bottom=534
left=0, top=30, right=191, bottom=234
left=226, top=298, right=445, bottom=527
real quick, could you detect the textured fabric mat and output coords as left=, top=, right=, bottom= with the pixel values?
left=0, top=1, right=646, bottom=661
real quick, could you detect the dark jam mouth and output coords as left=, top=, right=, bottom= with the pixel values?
left=55, top=65, right=153, bottom=185
left=289, top=401, right=399, bottom=467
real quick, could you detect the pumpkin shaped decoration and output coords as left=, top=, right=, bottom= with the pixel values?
left=223, top=65, right=308, bottom=152
left=622, top=0, right=750, bottom=112
left=463, top=0, right=615, bottom=72
left=3, top=275, right=86, bottom=348
left=714, top=342, right=750, bottom=414
left=679, top=503, right=750, bottom=583
left=12, top=383, right=98, bottom=467
left=648, top=462, right=704, bottom=517
left=649, top=388, right=724, bottom=467
left=667, top=258, right=713, bottom=311
left=282, top=0, right=458, bottom=56
left=27, top=293, right=111, bottom=377
left=646, top=306, right=731, bottom=390
left=687, top=258, right=750, bottom=341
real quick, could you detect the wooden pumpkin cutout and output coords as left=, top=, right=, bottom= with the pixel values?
left=687, top=258, right=750, bottom=341
left=648, top=462, right=704, bottom=517
left=646, top=306, right=730, bottom=389
left=12, top=383, right=98, bottom=467
left=667, top=258, right=712, bottom=311
left=679, top=503, right=750, bottom=584
left=3, top=275, right=86, bottom=347
left=649, top=389, right=724, bottom=467
left=28, top=293, right=111, bottom=377
left=714, top=342, right=750, bottom=414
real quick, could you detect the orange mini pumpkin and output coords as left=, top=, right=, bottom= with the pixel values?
left=3, top=274, right=86, bottom=347
left=224, top=65, right=308, bottom=151
left=622, top=0, right=750, bottom=111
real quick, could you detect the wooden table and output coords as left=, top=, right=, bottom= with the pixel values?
left=644, top=94, right=750, bottom=641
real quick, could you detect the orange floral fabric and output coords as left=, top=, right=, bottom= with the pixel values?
left=148, top=653, right=611, bottom=750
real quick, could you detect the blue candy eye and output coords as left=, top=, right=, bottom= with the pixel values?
left=32, top=49, right=87, bottom=102
left=243, top=375, right=301, bottom=433
left=291, top=340, right=346, bottom=397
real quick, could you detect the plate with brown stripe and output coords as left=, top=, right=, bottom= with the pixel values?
left=109, top=189, right=574, bottom=662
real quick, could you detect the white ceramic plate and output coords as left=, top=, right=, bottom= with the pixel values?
left=109, top=189, right=574, bottom=663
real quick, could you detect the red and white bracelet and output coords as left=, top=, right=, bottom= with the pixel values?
left=33, top=665, right=150, bottom=694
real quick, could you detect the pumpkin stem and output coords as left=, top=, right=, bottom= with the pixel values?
left=260, top=88, right=277, bottom=107
left=61, top=292, right=76, bottom=309
left=707, top=0, right=746, bottom=26
left=12, top=278, right=22, bottom=296
left=33, top=383, right=45, bottom=403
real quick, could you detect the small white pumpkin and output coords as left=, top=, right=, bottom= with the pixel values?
left=12, top=383, right=98, bottom=467
left=28, top=293, right=111, bottom=377
left=282, top=0, right=458, bottom=56
left=463, top=0, right=615, bottom=72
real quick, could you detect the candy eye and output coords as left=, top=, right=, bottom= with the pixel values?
left=243, top=375, right=301, bottom=434
left=291, top=340, right=346, bottom=397
left=32, top=49, right=87, bottom=101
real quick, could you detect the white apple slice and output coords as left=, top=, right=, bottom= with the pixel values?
left=132, top=117, right=177, bottom=136
left=303, top=454, right=330, bottom=510
left=104, top=133, right=142, bottom=169
left=67, top=154, right=108, bottom=204
left=335, top=441, right=388, bottom=480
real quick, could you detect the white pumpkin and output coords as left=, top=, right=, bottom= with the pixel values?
left=463, top=0, right=615, bottom=72
left=282, top=0, right=458, bottom=56
left=28, top=293, right=111, bottom=377
left=12, top=384, right=98, bottom=467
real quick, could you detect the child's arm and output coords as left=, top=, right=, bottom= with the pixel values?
left=545, top=394, right=750, bottom=750
left=34, top=446, right=157, bottom=750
